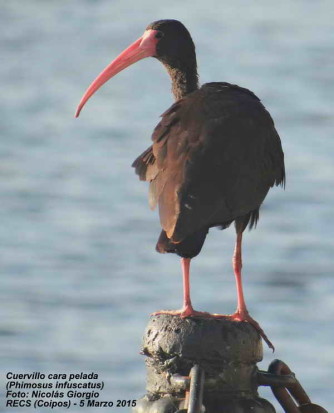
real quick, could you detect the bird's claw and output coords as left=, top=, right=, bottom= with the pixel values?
left=152, top=308, right=274, bottom=351
left=229, top=310, right=275, bottom=351
left=152, top=307, right=212, bottom=318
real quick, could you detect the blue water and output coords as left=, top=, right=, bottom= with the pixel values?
left=1, top=1, right=333, bottom=411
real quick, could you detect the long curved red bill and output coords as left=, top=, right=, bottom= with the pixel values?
left=75, top=30, right=159, bottom=117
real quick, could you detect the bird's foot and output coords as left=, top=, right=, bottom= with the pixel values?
left=228, top=310, right=275, bottom=351
left=152, top=305, right=212, bottom=319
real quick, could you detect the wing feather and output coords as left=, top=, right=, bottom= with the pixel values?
left=132, top=82, right=285, bottom=241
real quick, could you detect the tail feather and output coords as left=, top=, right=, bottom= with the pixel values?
left=156, top=229, right=208, bottom=259
left=234, top=208, right=259, bottom=233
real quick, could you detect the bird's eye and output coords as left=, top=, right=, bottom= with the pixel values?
left=155, top=31, right=164, bottom=39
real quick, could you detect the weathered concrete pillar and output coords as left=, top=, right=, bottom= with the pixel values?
left=134, top=314, right=276, bottom=412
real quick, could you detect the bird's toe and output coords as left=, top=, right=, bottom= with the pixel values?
left=230, top=310, right=275, bottom=351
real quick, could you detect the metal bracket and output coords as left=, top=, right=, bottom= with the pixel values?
left=258, top=359, right=328, bottom=413
left=171, top=359, right=328, bottom=413
left=174, top=365, right=205, bottom=413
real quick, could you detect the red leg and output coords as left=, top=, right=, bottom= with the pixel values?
left=230, top=232, right=274, bottom=351
left=181, top=258, right=193, bottom=315
left=232, top=232, right=247, bottom=315
left=153, top=258, right=210, bottom=318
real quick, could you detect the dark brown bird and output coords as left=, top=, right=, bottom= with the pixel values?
left=76, top=19, right=285, bottom=350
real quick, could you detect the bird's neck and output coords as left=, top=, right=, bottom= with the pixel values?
left=164, top=64, right=199, bottom=100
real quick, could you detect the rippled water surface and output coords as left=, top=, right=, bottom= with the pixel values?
left=1, top=1, right=334, bottom=411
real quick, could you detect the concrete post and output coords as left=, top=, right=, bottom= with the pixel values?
left=134, top=314, right=276, bottom=412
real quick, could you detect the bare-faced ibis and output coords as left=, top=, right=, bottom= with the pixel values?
left=76, top=20, right=285, bottom=350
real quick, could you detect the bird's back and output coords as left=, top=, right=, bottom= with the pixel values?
left=133, top=82, right=285, bottom=243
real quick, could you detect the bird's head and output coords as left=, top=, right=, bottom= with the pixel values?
left=147, top=20, right=196, bottom=71
left=75, top=19, right=196, bottom=117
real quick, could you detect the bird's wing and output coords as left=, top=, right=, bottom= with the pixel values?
left=133, top=83, right=285, bottom=242
left=132, top=145, right=158, bottom=182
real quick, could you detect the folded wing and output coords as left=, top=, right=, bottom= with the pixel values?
left=132, top=82, right=285, bottom=242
